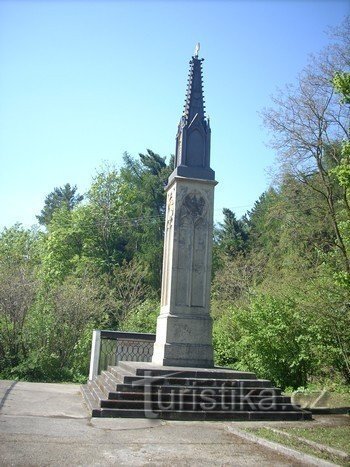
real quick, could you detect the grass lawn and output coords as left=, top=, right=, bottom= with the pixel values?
left=284, top=426, right=350, bottom=454
left=245, top=425, right=350, bottom=466
left=284, top=391, right=350, bottom=409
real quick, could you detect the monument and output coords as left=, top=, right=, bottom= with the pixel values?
left=81, top=47, right=312, bottom=421
left=152, top=43, right=216, bottom=368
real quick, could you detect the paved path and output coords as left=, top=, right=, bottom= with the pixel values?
left=0, top=380, right=307, bottom=466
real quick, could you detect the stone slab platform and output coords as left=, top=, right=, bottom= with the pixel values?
left=117, top=361, right=258, bottom=379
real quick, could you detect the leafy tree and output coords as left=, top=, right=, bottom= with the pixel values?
left=0, top=225, right=41, bottom=373
left=119, top=150, right=174, bottom=290
left=331, top=70, right=350, bottom=219
left=0, top=224, right=42, bottom=268
left=105, top=259, right=153, bottom=327
left=211, top=21, right=350, bottom=390
left=10, top=276, right=107, bottom=382
left=216, top=208, right=249, bottom=257
left=120, top=299, right=159, bottom=333
left=85, top=165, right=130, bottom=277
left=41, top=165, right=130, bottom=284
left=41, top=207, right=84, bottom=284
left=212, top=253, right=256, bottom=302
left=326, top=70, right=350, bottom=378
left=333, top=71, right=350, bottom=104
left=212, top=305, right=239, bottom=368
left=37, top=183, right=83, bottom=226
left=245, top=189, right=280, bottom=258
left=262, top=18, right=350, bottom=273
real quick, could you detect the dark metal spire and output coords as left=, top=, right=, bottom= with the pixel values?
left=183, top=56, right=206, bottom=125
left=168, top=47, right=215, bottom=183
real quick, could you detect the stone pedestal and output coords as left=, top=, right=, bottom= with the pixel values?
left=152, top=176, right=217, bottom=368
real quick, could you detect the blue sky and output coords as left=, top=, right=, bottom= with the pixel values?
left=0, top=0, right=349, bottom=229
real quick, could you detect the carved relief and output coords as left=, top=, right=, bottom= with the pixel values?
left=176, top=189, right=209, bottom=308
left=161, top=188, right=175, bottom=307
left=177, top=131, right=183, bottom=166
left=180, top=191, right=207, bottom=224
left=166, top=191, right=175, bottom=230
left=183, top=193, right=205, bottom=219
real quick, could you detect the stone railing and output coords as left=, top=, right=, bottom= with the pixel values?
left=89, top=330, right=156, bottom=380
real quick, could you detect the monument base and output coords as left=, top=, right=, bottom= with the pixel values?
left=152, top=343, right=214, bottom=368
left=151, top=313, right=214, bottom=368
left=81, top=361, right=312, bottom=421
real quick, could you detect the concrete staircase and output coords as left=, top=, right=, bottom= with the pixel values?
left=81, top=361, right=312, bottom=421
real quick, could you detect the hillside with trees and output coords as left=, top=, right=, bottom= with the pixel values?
left=0, top=20, right=349, bottom=392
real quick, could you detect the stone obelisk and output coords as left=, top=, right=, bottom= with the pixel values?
left=152, top=46, right=217, bottom=368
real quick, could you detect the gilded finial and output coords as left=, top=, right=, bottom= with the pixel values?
left=194, top=42, right=200, bottom=58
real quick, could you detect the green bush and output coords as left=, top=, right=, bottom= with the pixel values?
left=120, top=299, right=159, bottom=334
left=213, top=295, right=325, bottom=390
left=212, top=304, right=239, bottom=368
left=8, top=351, right=68, bottom=382
left=0, top=275, right=108, bottom=382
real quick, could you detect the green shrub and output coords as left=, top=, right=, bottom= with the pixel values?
left=120, top=299, right=159, bottom=334
left=212, top=304, right=239, bottom=368
left=213, top=295, right=325, bottom=389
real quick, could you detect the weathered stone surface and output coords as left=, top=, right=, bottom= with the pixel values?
left=152, top=177, right=217, bottom=367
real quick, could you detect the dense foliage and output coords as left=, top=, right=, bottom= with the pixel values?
left=0, top=151, right=172, bottom=382
left=212, top=17, right=350, bottom=389
left=0, top=19, right=349, bottom=390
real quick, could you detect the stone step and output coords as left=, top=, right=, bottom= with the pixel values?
left=107, top=391, right=292, bottom=404
left=115, top=383, right=282, bottom=396
left=95, top=374, right=116, bottom=398
left=135, top=368, right=258, bottom=380
left=100, top=371, right=121, bottom=390
left=92, top=408, right=312, bottom=421
left=81, top=362, right=310, bottom=421
left=81, top=384, right=105, bottom=417
left=117, top=361, right=257, bottom=380
left=87, top=380, right=106, bottom=403
left=123, top=375, right=272, bottom=388
left=82, top=383, right=306, bottom=420
left=85, top=381, right=288, bottom=410
left=100, top=398, right=298, bottom=411
left=97, top=373, right=120, bottom=395
left=108, top=365, right=135, bottom=381
left=81, top=383, right=95, bottom=409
